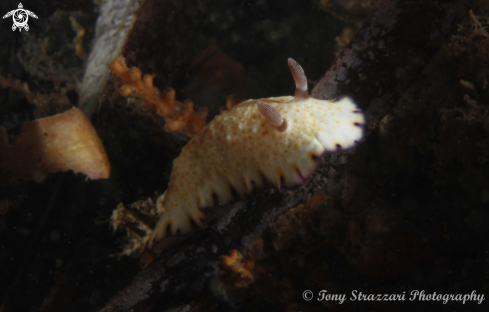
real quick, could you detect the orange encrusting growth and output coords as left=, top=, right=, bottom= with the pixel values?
left=221, top=238, right=264, bottom=288
left=0, top=74, right=37, bottom=103
left=110, top=56, right=207, bottom=137
left=220, top=95, right=242, bottom=114
left=0, top=73, right=73, bottom=117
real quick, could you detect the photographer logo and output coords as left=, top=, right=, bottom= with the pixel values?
left=3, top=3, right=38, bottom=32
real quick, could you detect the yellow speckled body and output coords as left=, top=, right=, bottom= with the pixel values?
left=149, top=95, right=365, bottom=246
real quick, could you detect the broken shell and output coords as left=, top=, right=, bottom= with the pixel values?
left=0, top=107, right=110, bottom=185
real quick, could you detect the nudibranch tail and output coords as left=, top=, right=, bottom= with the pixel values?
left=149, top=194, right=205, bottom=247
left=288, top=58, right=309, bottom=100
left=257, top=101, right=287, bottom=132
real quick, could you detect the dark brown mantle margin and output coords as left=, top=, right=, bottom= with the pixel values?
left=99, top=0, right=471, bottom=311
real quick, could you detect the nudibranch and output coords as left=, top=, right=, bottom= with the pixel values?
left=148, top=58, right=365, bottom=249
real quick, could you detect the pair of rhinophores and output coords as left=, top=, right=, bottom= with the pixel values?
left=147, top=58, right=365, bottom=250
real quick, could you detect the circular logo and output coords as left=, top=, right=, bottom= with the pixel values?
left=13, top=10, right=28, bottom=27
left=303, top=290, right=313, bottom=301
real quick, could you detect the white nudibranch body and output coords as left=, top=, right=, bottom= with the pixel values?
left=148, top=59, right=365, bottom=248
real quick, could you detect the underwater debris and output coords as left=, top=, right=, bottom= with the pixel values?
left=16, top=11, right=90, bottom=91
left=469, top=9, right=489, bottom=38
left=220, top=95, right=242, bottom=114
left=460, top=79, right=476, bottom=90
left=320, top=0, right=381, bottom=26
left=110, top=198, right=158, bottom=258
left=334, top=27, right=356, bottom=57
left=209, top=238, right=264, bottom=302
left=69, top=16, right=88, bottom=61
left=445, top=10, right=489, bottom=92
left=0, top=73, right=73, bottom=118
left=0, top=107, right=110, bottom=185
left=110, top=56, right=208, bottom=137
left=220, top=238, right=263, bottom=288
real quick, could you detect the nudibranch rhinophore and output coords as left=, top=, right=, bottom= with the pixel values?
left=148, top=58, right=365, bottom=249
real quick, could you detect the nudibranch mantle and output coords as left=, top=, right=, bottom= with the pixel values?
left=148, top=59, right=365, bottom=248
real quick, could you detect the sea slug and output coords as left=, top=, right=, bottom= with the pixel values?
left=148, top=58, right=365, bottom=248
